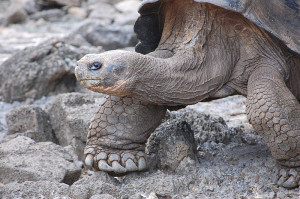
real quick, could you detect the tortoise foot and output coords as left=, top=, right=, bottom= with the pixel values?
left=84, top=146, right=147, bottom=173
left=276, top=166, right=300, bottom=188
left=83, top=95, right=166, bottom=174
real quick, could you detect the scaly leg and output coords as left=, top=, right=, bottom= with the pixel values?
left=246, top=67, right=300, bottom=188
left=84, top=95, right=166, bottom=173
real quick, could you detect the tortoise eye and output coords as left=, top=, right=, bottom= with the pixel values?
left=89, top=62, right=102, bottom=70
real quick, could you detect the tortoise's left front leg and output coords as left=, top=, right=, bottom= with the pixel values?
left=84, top=96, right=166, bottom=173
left=246, top=67, right=300, bottom=188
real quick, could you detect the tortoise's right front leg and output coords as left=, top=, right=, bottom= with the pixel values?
left=84, top=96, right=166, bottom=173
left=246, top=67, right=300, bottom=188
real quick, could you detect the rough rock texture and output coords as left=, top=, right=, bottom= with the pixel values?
left=69, top=171, right=120, bottom=199
left=119, top=171, right=197, bottom=198
left=0, top=38, right=101, bottom=103
left=5, top=105, right=54, bottom=142
left=0, top=136, right=81, bottom=184
left=0, top=181, right=70, bottom=199
left=45, top=93, right=105, bottom=160
left=0, top=98, right=299, bottom=198
left=90, top=194, right=116, bottom=199
left=174, top=108, right=261, bottom=150
left=147, top=117, right=198, bottom=172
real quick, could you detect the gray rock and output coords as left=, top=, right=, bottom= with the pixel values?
left=0, top=96, right=298, bottom=198
left=168, top=108, right=261, bottom=151
left=88, top=2, right=117, bottom=25
left=1, top=0, right=36, bottom=25
left=5, top=2, right=28, bottom=24
left=0, top=181, right=70, bottom=199
left=146, top=118, right=198, bottom=172
left=87, top=0, right=123, bottom=5
left=5, top=105, right=54, bottom=142
left=0, top=37, right=101, bottom=103
left=0, top=136, right=81, bottom=184
left=120, top=172, right=195, bottom=198
left=90, top=194, right=116, bottom=199
left=0, top=0, right=10, bottom=13
left=70, top=171, right=120, bottom=199
left=29, top=9, right=66, bottom=22
left=68, top=7, right=87, bottom=19
left=114, top=0, right=140, bottom=25
left=129, top=193, right=144, bottom=199
left=53, top=0, right=82, bottom=7
left=45, top=93, right=105, bottom=160
left=80, top=24, right=138, bottom=50
left=22, top=0, right=37, bottom=15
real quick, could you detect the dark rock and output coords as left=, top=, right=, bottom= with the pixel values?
left=5, top=4, right=28, bottom=24
left=45, top=93, right=105, bottom=160
left=146, top=108, right=263, bottom=172
left=0, top=37, right=101, bottom=103
left=35, top=0, right=82, bottom=10
left=146, top=116, right=198, bottom=172
left=0, top=181, right=70, bottom=199
left=168, top=108, right=259, bottom=151
left=5, top=105, right=54, bottom=142
left=0, top=136, right=81, bottom=184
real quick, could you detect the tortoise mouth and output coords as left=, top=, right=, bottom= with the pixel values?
left=80, top=79, right=102, bottom=87
left=80, top=77, right=120, bottom=89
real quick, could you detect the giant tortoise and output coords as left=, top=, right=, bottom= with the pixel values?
left=75, top=0, right=300, bottom=188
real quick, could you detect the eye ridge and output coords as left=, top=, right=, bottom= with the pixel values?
left=89, top=62, right=102, bottom=70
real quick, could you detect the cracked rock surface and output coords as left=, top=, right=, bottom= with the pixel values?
left=0, top=136, right=81, bottom=185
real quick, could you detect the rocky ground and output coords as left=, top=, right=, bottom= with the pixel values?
left=0, top=0, right=299, bottom=198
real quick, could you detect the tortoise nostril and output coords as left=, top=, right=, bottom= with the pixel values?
left=89, top=62, right=102, bottom=71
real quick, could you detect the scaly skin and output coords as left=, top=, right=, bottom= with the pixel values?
left=84, top=95, right=166, bottom=173
left=246, top=67, right=300, bottom=188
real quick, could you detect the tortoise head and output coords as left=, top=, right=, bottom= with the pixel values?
left=75, top=50, right=136, bottom=96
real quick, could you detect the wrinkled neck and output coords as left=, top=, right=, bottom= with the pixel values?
left=123, top=1, right=241, bottom=105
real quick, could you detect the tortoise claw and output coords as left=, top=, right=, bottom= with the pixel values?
left=98, top=160, right=114, bottom=172
left=276, top=167, right=300, bottom=188
left=84, top=146, right=148, bottom=174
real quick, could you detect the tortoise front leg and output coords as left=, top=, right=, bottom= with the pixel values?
left=84, top=95, right=166, bottom=173
left=246, top=67, right=300, bottom=188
